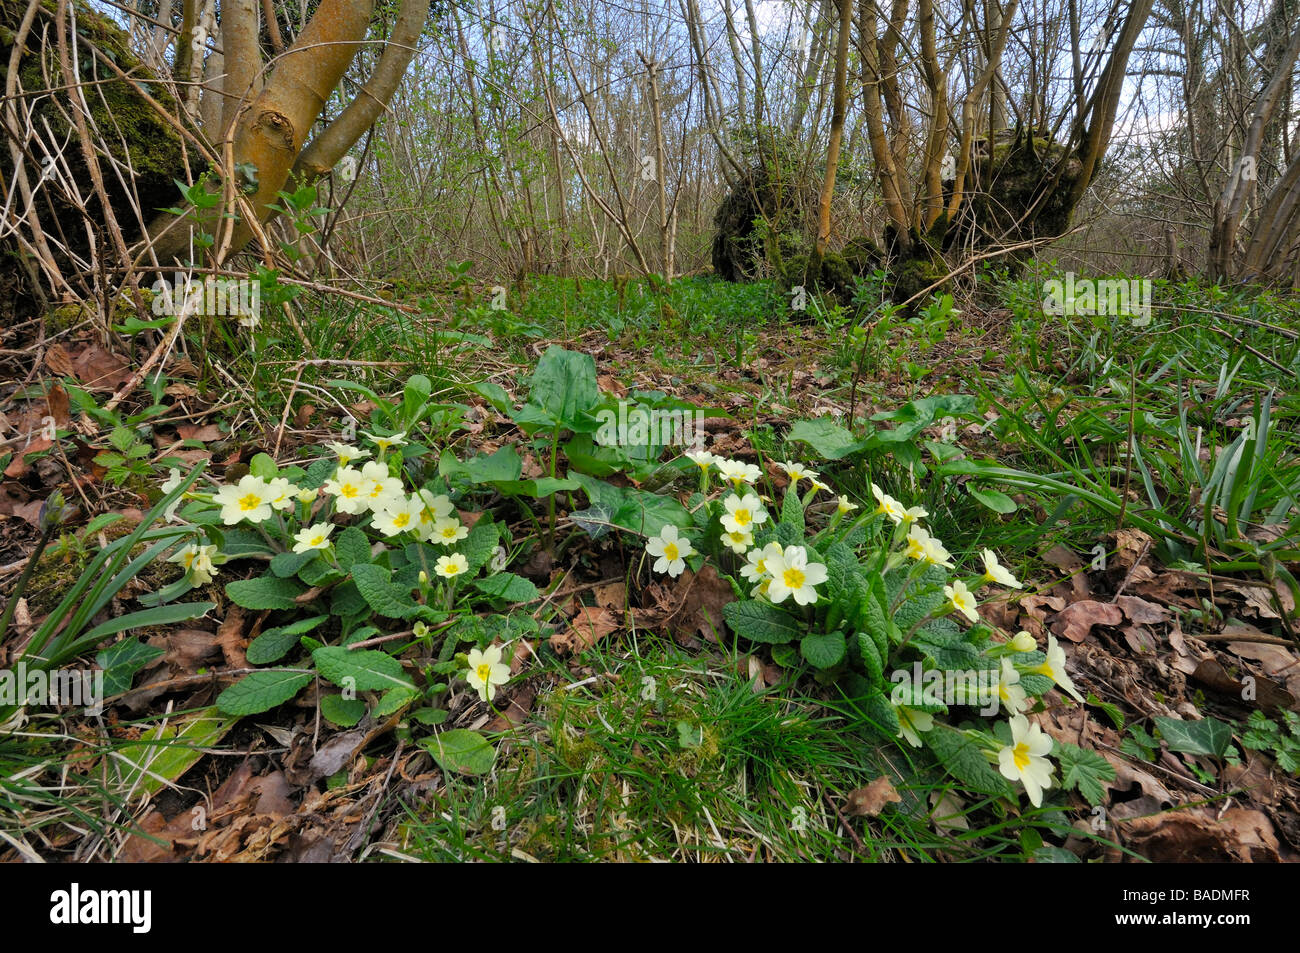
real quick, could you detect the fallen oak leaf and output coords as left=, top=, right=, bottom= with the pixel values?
left=548, top=605, right=619, bottom=655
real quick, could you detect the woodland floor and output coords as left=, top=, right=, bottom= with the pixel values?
left=1, top=273, right=1299, bottom=862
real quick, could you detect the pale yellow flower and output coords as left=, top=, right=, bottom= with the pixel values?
left=997, top=714, right=1054, bottom=807
left=465, top=645, right=511, bottom=702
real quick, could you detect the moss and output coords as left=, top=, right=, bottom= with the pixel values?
left=23, top=516, right=181, bottom=618
left=711, top=162, right=816, bottom=282
left=1, top=0, right=188, bottom=293
left=956, top=130, right=1084, bottom=268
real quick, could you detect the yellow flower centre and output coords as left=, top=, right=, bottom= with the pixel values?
left=755, top=559, right=767, bottom=573
left=340, top=483, right=359, bottom=499
left=238, top=493, right=261, bottom=512
left=1012, top=742, right=1031, bottom=772
left=475, top=663, right=493, bottom=683
left=441, top=526, right=457, bottom=539
left=782, top=567, right=805, bottom=589
left=392, top=513, right=410, bottom=528
left=734, top=508, right=751, bottom=526
left=182, top=551, right=196, bottom=569
left=663, top=542, right=680, bottom=561
left=309, top=535, right=326, bottom=547
left=1036, top=661, right=1055, bottom=679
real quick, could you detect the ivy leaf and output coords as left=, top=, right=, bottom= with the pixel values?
left=1154, top=715, right=1234, bottom=758
left=722, top=600, right=801, bottom=644
left=1055, top=742, right=1116, bottom=806
left=217, top=669, right=312, bottom=715
left=96, top=637, right=164, bottom=696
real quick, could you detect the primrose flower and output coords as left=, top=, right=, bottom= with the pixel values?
left=465, top=645, right=511, bottom=703
left=214, top=475, right=274, bottom=525
left=292, top=522, right=335, bottom=553
left=765, top=545, right=828, bottom=606
left=901, top=504, right=928, bottom=525
left=720, top=528, right=754, bottom=553
left=778, top=461, right=818, bottom=486
left=170, top=542, right=219, bottom=584
left=997, top=714, right=1055, bottom=808
left=297, top=486, right=319, bottom=505
left=715, top=458, right=761, bottom=488
left=721, top=493, right=768, bottom=534
left=646, top=525, right=694, bottom=577
left=160, top=468, right=185, bottom=522
left=895, top=704, right=934, bottom=748
left=363, top=430, right=407, bottom=454
left=359, top=460, right=404, bottom=508
left=324, top=442, right=369, bottom=468
left=414, top=489, right=454, bottom=537
left=836, top=495, right=859, bottom=516
left=373, top=496, right=423, bottom=537
left=904, top=525, right=955, bottom=568
left=431, top=517, right=469, bottom=546
left=324, top=465, right=369, bottom=515
left=871, top=484, right=907, bottom=524
left=1036, top=635, right=1084, bottom=702
left=980, top=549, right=1023, bottom=588
left=264, top=477, right=298, bottom=512
left=995, top=657, right=1028, bottom=715
left=741, top=541, right=784, bottom=584
left=685, top=450, right=717, bottom=470
left=1010, top=630, right=1037, bottom=653
left=944, top=579, right=979, bottom=623
left=435, top=553, right=470, bottom=579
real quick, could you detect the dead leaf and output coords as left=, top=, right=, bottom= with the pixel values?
left=1115, top=595, right=1170, bottom=625
left=846, top=776, right=901, bottom=817
left=484, top=685, right=536, bottom=732
left=215, top=607, right=248, bottom=668
left=177, top=423, right=223, bottom=442
left=72, top=345, right=132, bottom=391
left=4, top=436, right=53, bottom=478
left=1121, top=807, right=1280, bottom=862
left=549, top=606, right=619, bottom=655
left=45, top=384, right=70, bottom=427
left=44, top=343, right=76, bottom=377
left=164, top=628, right=220, bottom=671
left=1051, top=600, right=1125, bottom=643
left=664, top=565, right=735, bottom=644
